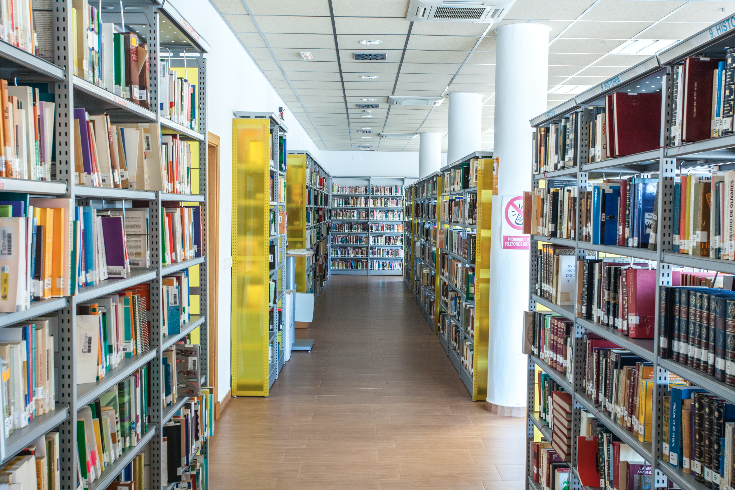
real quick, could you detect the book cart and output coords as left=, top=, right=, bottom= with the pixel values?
left=286, top=151, right=331, bottom=301
left=404, top=152, right=493, bottom=400
left=231, top=113, right=288, bottom=396
left=526, top=13, right=735, bottom=490
left=330, top=177, right=408, bottom=276
left=0, top=0, right=211, bottom=488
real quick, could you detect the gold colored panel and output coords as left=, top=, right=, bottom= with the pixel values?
left=473, top=158, right=494, bottom=401
left=433, top=176, right=442, bottom=335
left=286, top=154, right=308, bottom=292
left=231, top=118, right=270, bottom=396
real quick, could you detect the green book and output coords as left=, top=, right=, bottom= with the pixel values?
left=113, top=33, right=126, bottom=97
left=117, top=379, right=130, bottom=449
left=99, top=386, right=121, bottom=446
left=122, top=294, right=133, bottom=358
left=0, top=205, right=13, bottom=217
left=76, top=419, right=89, bottom=484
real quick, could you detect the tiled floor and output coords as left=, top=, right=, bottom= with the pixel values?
left=210, top=275, right=526, bottom=489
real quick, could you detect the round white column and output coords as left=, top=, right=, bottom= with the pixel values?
left=487, top=23, right=550, bottom=410
left=447, top=93, right=482, bottom=165
left=419, top=132, right=442, bottom=178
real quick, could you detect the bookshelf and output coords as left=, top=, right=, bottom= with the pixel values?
left=403, top=152, right=493, bottom=400
left=286, top=151, right=331, bottom=302
left=330, top=177, right=408, bottom=276
left=231, top=113, right=288, bottom=395
left=0, top=0, right=212, bottom=487
left=525, top=14, right=735, bottom=490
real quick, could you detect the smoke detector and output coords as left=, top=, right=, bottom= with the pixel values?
left=389, top=96, right=444, bottom=107
left=407, top=0, right=513, bottom=23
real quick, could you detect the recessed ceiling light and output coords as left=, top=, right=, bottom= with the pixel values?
left=361, top=98, right=377, bottom=101
left=361, top=136, right=372, bottom=138
left=361, top=115, right=374, bottom=118
left=360, top=40, right=382, bottom=45
left=610, top=39, right=679, bottom=56
left=300, top=52, right=313, bottom=60
left=361, top=127, right=372, bottom=130
left=361, top=76, right=379, bottom=80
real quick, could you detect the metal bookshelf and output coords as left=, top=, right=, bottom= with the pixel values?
left=0, top=0, right=211, bottom=487
left=231, top=112, right=288, bottom=395
left=525, top=13, right=735, bottom=490
left=404, top=151, right=493, bottom=400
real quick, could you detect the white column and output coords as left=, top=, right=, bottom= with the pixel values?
left=487, top=23, right=550, bottom=410
left=419, top=132, right=442, bottom=178
left=447, top=93, right=482, bottom=165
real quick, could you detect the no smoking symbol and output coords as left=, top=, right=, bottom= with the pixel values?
left=504, top=196, right=524, bottom=231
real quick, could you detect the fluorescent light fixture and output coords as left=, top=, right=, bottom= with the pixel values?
left=362, top=98, right=377, bottom=101
left=610, top=39, right=679, bottom=56
left=380, top=133, right=417, bottom=140
left=389, top=96, right=444, bottom=106
left=300, top=52, right=313, bottom=60
left=360, top=40, right=382, bottom=45
left=361, top=136, right=372, bottom=138
left=548, top=84, right=592, bottom=95
left=361, top=75, right=379, bottom=80
left=361, top=115, right=374, bottom=118
left=361, top=127, right=372, bottom=130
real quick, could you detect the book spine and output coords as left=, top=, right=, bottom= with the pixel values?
left=715, top=296, right=727, bottom=382
left=726, top=298, right=735, bottom=385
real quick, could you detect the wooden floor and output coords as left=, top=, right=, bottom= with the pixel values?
left=210, top=275, right=526, bottom=489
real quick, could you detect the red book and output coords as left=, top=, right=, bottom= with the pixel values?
left=577, top=436, right=600, bottom=486
left=680, top=175, right=688, bottom=252
left=626, top=268, right=657, bottom=338
left=683, top=57, right=720, bottom=143
left=552, top=391, right=572, bottom=413
left=613, top=92, right=661, bottom=156
left=605, top=94, right=617, bottom=159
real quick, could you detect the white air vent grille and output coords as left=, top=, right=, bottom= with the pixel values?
left=433, top=6, right=486, bottom=20
left=407, top=0, right=514, bottom=23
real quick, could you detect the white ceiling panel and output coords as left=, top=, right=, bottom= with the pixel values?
left=410, top=22, right=490, bottom=37
left=342, top=80, right=395, bottom=89
left=560, top=21, right=653, bottom=39
left=466, top=51, right=496, bottom=64
left=263, top=33, right=335, bottom=49
left=576, top=65, right=637, bottom=77
left=504, top=0, right=596, bottom=20
left=291, top=80, right=344, bottom=89
left=591, top=54, right=650, bottom=66
left=236, top=32, right=267, bottom=49
left=459, top=65, right=496, bottom=76
left=637, top=22, right=713, bottom=40
left=665, top=2, right=735, bottom=23
left=406, top=35, right=481, bottom=52
left=548, top=65, right=587, bottom=77
left=494, top=20, right=572, bottom=39
left=401, top=63, right=463, bottom=74
left=334, top=17, right=411, bottom=35
left=223, top=14, right=256, bottom=32
left=252, top=16, right=334, bottom=34
left=548, top=53, right=601, bottom=66
left=337, top=34, right=408, bottom=50
left=475, top=36, right=497, bottom=52
left=241, top=0, right=332, bottom=16
left=212, top=0, right=248, bottom=15
left=340, top=62, right=400, bottom=73
left=345, top=89, right=391, bottom=97
left=253, top=59, right=280, bottom=71
left=285, top=71, right=342, bottom=82
left=562, top=76, right=610, bottom=86
left=584, top=0, right=686, bottom=22
left=332, top=0, right=409, bottom=18
left=550, top=39, right=625, bottom=54
left=403, top=50, right=470, bottom=64
left=452, top=74, right=494, bottom=85
left=280, top=61, right=340, bottom=72
left=272, top=48, right=338, bottom=62
left=397, top=73, right=453, bottom=85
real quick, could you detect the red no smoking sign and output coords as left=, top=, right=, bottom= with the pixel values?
left=504, top=196, right=524, bottom=231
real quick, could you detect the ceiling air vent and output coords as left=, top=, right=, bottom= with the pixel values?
left=406, top=0, right=514, bottom=23
left=356, top=104, right=379, bottom=109
left=354, top=53, right=387, bottom=61
left=389, top=96, right=444, bottom=107
left=358, top=129, right=375, bottom=134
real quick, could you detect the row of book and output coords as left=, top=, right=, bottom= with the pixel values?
left=438, top=229, right=476, bottom=262
left=415, top=241, right=436, bottom=266
left=372, top=223, right=403, bottom=232
left=0, top=0, right=52, bottom=60
left=440, top=281, right=462, bottom=319
left=161, top=204, right=202, bottom=266
left=0, top=432, right=61, bottom=490
left=269, top=174, right=285, bottom=203
left=534, top=244, right=575, bottom=306
left=158, top=58, right=198, bottom=131
left=414, top=201, right=437, bottom=221
left=414, top=178, right=436, bottom=199
left=332, top=185, right=367, bottom=195
left=305, top=208, right=326, bottom=226
left=371, top=210, right=403, bottom=221
left=529, top=437, right=571, bottom=490
left=370, top=235, right=402, bottom=246
left=332, top=235, right=367, bottom=245
left=306, top=168, right=327, bottom=190
left=439, top=253, right=465, bottom=293
left=533, top=113, right=577, bottom=174
left=331, top=248, right=367, bottom=258
left=268, top=208, right=285, bottom=236
left=307, top=187, right=328, bottom=207
left=0, top=81, right=55, bottom=181
left=442, top=160, right=479, bottom=192
left=371, top=185, right=403, bottom=196
left=331, top=223, right=365, bottom=233
left=332, top=197, right=366, bottom=207
left=369, top=260, right=402, bottom=270
left=370, top=248, right=402, bottom=258
left=370, top=197, right=402, bottom=208
left=417, top=224, right=436, bottom=243
left=162, top=344, right=201, bottom=406
left=598, top=93, right=662, bottom=161
left=332, top=209, right=366, bottom=220
left=331, top=259, right=367, bottom=270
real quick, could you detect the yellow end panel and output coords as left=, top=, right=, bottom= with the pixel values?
left=433, top=176, right=442, bottom=335
left=473, top=158, right=494, bottom=401
left=231, top=118, right=270, bottom=396
left=286, top=154, right=308, bottom=292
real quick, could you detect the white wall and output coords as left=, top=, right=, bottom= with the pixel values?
left=170, top=0, right=322, bottom=402
left=319, top=151, right=448, bottom=178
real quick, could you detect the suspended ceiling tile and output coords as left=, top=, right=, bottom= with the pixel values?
left=665, top=2, right=735, bottom=23
left=296, top=87, right=347, bottom=95
left=263, top=33, right=336, bottom=49
left=410, top=22, right=490, bottom=37
left=466, top=51, right=495, bottom=64
left=576, top=65, right=636, bottom=78
left=549, top=39, right=625, bottom=54
left=459, top=64, right=495, bottom=75
left=334, top=17, right=411, bottom=35
left=342, top=80, right=395, bottom=90
left=563, top=76, right=610, bottom=85
left=504, top=0, right=597, bottom=21
left=286, top=71, right=343, bottom=82
left=389, top=106, right=432, bottom=114
left=273, top=48, right=338, bottom=62
left=245, top=47, right=274, bottom=60
left=548, top=65, right=586, bottom=77
left=212, top=0, right=249, bottom=15
left=591, top=54, right=650, bottom=66
left=341, top=61, right=401, bottom=74
left=280, top=61, right=340, bottom=72
left=401, top=63, right=463, bottom=75
left=290, top=80, right=344, bottom=90
left=548, top=53, right=601, bottom=66
left=251, top=15, right=334, bottom=34
left=583, top=0, right=687, bottom=22
left=495, top=20, right=572, bottom=39
left=253, top=59, right=280, bottom=71
left=345, top=89, right=394, bottom=97
left=241, top=0, right=332, bottom=16
left=337, top=34, right=408, bottom=51
left=406, top=35, right=481, bottom=52
left=237, top=32, right=267, bottom=49
left=452, top=74, right=494, bottom=85
left=475, top=36, right=497, bottom=52
left=638, top=22, right=713, bottom=40
left=332, top=0, right=410, bottom=18
left=403, top=50, right=469, bottom=64
left=300, top=95, right=348, bottom=102
left=346, top=96, right=389, bottom=103
left=446, top=83, right=494, bottom=92
left=397, top=73, right=453, bottom=85
left=560, top=21, right=653, bottom=39
left=222, top=14, right=257, bottom=32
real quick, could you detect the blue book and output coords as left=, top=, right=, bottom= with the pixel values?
left=592, top=185, right=602, bottom=245
left=0, top=201, right=25, bottom=217
left=192, top=206, right=201, bottom=258
left=717, top=61, right=726, bottom=136
left=82, top=207, right=95, bottom=286
left=29, top=219, right=36, bottom=303
left=638, top=181, right=657, bottom=248
left=0, top=193, right=28, bottom=216
left=673, top=183, right=681, bottom=253
left=669, top=386, right=705, bottom=467
left=603, top=185, right=620, bottom=246
left=166, top=284, right=181, bottom=336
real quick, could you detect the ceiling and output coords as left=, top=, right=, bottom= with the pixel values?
left=209, top=0, right=735, bottom=152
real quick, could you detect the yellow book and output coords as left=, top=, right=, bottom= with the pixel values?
left=92, top=419, right=105, bottom=469
left=33, top=208, right=53, bottom=299
left=51, top=208, right=64, bottom=297
left=71, top=8, right=78, bottom=77
left=639, top=379, right=654, bottom=443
